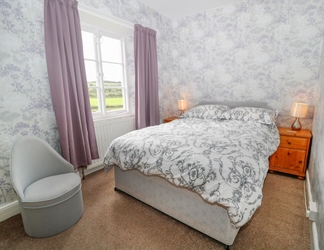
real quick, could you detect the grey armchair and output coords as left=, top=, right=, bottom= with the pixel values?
left=10, top=136, right=84, bottom=238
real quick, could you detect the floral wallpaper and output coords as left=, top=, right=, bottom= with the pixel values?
left=308, top=35, right=324, bottom=249
left=0, top=1, right=60, bottom=204
left=1, top=1, right=324, bottom=244
left=166, top=0, right=324, bottom=130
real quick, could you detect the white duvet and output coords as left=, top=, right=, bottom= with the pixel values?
left=104, top=118, right=280, bottom=227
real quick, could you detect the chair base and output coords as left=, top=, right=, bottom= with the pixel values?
left=20, top=189, right=84, bottom=238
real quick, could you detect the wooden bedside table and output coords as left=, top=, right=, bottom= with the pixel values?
left=163, top=116, right=179, bottom=123
left=269, top=127, right=312, bottom=180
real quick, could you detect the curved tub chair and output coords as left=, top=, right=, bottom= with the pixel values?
left=10, top=136, right=84, bottom=237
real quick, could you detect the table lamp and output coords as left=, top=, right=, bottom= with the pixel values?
left=290, top=102, right=308, bottom=131
left=178, top=100, right=188, bottom=116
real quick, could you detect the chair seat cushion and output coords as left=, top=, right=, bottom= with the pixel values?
left=22, top=173, right=81, bottom=209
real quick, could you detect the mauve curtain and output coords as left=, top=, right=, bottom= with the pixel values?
left=134, top=24, right=160, bottom=129
left=44, top=0, right=99, bottom=168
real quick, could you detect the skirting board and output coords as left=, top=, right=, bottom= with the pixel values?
left=0, top=200, right=20, bottom=223
left=84, top=164, right=103, bottom=176
left=310, top=221, right=319, bottom=250
left=306, top=170, right=319, bottom=250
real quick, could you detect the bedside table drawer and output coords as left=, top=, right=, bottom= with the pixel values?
left=270, top=148, right=306, bottom=173
left=279, top=136, right=308, bottom=150
left=269, top=127, right=311, bottom=180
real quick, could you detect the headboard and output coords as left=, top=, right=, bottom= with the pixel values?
left=198, top=100, right=271, bottom=109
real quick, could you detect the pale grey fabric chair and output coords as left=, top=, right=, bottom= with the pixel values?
left=10, top=136, right=84, bottom=238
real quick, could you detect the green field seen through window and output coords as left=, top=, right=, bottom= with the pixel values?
left=90, top=97, right=123, bottom=112
left=88, top=81, right=124, bottom=112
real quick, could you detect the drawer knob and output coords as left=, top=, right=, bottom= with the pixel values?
left=299, top=161, right=302, bottom=164
left=287, top=141, right=291, bottom=144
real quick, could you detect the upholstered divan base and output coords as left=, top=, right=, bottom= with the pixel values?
left=19, top=173, right=84, bottom=238
left=114, top=166, right=239, bottom=246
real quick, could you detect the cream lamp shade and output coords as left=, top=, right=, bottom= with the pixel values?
left=290, top=102, right=308, bottom=131
left=178, top=100, right=188, bottom=115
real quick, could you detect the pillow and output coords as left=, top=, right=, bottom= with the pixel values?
left=181, top=105, right=230, bottom=120
left=221, top=107, right=279, bottom=125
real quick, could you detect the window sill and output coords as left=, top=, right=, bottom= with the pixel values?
left=92, top=112, right=135, bottom=124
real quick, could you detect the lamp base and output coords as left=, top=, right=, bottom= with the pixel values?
left=291, top=117, right=302, bottom=131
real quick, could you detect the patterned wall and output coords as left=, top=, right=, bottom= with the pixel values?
left=308, top=36, right=324, bottom=248
left=0, top=4, right=324, bottom=245
left=165, top=0, right=324, bottom=130
left=0, top=1, right=61, bottom=204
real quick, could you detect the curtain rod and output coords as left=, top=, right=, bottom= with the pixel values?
left=78, top=3, right=134, bottom=29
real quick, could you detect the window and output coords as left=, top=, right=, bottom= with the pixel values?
left=81, top=28, right=128, bottom=118
left=78, top=5, right=133, bottom=118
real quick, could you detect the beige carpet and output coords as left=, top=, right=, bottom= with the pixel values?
left=0, top=169, right=310, bottom=250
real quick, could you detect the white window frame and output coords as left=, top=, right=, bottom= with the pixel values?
left=82, top=26, right=129, bottom=119
left=79, top=5, right=133, bottom=120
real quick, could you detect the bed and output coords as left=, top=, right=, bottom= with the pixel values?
left=103, top=103, right=280, bottom=249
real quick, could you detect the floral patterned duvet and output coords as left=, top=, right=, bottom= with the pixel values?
left=103, top=117, right=280, bottom=227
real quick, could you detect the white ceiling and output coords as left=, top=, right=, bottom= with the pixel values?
left=137, top=0, right=243, bottom=19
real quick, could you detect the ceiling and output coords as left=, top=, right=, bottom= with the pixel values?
left=137, top=0, right=243, bottom=19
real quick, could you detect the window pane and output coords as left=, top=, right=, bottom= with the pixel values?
left=81, top=31, right=96, bottom=60
left=105, top=81, right=122, bottom=88
left=102, top=63, right=123, bottom=85
left=101, top=36, right=122, bottom=63
left=84, top=60, right=97, bottom=83
left=104, top=88, right=124, bottom=111
left=88, top=87, right=99, bottom=112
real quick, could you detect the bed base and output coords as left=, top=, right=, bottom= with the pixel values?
left=113, top=166, right=239, bottom=248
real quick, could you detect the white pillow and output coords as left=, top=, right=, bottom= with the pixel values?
left=221, top=107, right=279, bottom=125
left=181, top=105, right=230, bottom=120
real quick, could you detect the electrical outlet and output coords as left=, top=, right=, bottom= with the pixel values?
left=308, top=201, right=317, bottom=222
